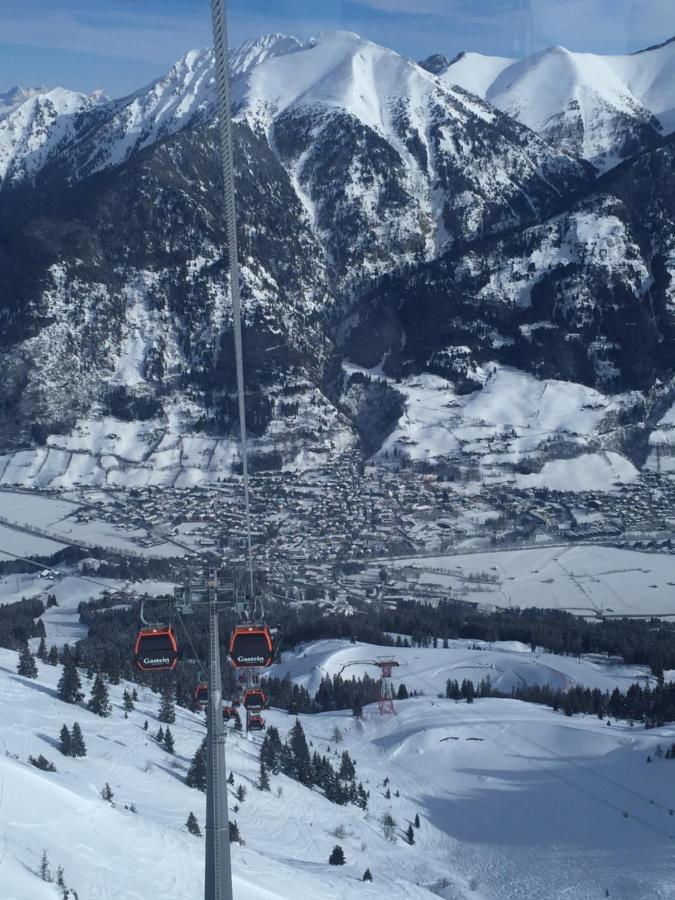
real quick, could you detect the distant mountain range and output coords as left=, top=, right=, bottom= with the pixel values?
left=0, top=31, right=673, bottom=488
left=424, top=36, right=675, bottom=172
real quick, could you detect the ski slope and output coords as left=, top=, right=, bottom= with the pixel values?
left=2, top=643, right=675, bottom=898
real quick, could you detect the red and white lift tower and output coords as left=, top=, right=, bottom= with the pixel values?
left=338, top=658, right=401, bottom=715
left=376, top=659, right=399, bottom=715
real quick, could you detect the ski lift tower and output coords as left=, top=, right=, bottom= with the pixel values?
left=376, top=660, right=399, bottom=714
left=337, top=658, right=401, bottom=715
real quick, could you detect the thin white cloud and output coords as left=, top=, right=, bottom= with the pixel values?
left=354, top=0, right=457, bottom=12
left=0, top=8, right=212, bottom=64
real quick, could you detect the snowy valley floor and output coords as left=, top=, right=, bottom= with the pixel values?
left=2, top=642, right=675, bottom=898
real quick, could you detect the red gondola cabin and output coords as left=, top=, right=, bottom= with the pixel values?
left=243, top=688, right=267, bottom=711
left=248, top=714, right=265, bottom=731
left=229, top=625, right=274, bottom=668
left=133, top=626, right=179, bottom=672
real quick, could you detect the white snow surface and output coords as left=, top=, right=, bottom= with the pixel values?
left=0, top=86, right=104, bottom=182
left=273, top=638, right=653, bottom=698
left=442, top=38, right=675, bottom=170
left=361, top=363, right=639, bottom=483
left=2, top=644, right=675, bottom=899
left=388, top=544, right=675, bottom=618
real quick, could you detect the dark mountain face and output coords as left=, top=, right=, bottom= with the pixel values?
left=0, top=121, right=337, bottom=448
left=418, top=54, right=451, bottom=75
left=344, top=137, right=675, bottom=396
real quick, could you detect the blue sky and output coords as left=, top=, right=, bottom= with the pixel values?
left=1, top=0, right=673, bottom=98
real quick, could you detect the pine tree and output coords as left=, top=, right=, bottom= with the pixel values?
left=87, top=674, right=112, bottom=717
left=229, top=820, right=241, bottom=843
left=47, top=645, right=59, bottom=666
left=227, top=770, right=235, bottom=785
left=235, top=784, right=247, bottom=803
left=36, top=635, right=48, bottom=661
left=397, top=683, right=409, bottom=700
left=70, top=723, right=86, bottom=757
left=260, top=726, right=283, bottom=773
left=17, top=645, right=38, bottom=679
left=356, top=782, right=368, bottom=810
left=132, top=688, right=139, bottom=702
left=101, top=782, right=114, bottom=802
left=163, top=728, right=175, bottom=755
left=339, top=750, right=356, bottom=780
left=186, top=812, right=201, bottom=836
left=40, top=849, right=52, bottom=882
left=156, top=726, right=165, bottom=743
left=406, top=823, right=415, bottom=845
left=123, top=689, right=135, bottom=712
left=414, top=813, right=420, bottom=828
left=288, top=719, right=313, bottom=786
left=59, top=724, right=72, bottom=756
left=187, top=737, right=207, bottom=792
left=362, top=868, right=373, bottom=882
left=57, top=658, right=83, bottom=704
left=257, top=761, right=270, bottom=791
left=352, top=695, right=363, bottom=719
left=329, top=845, right=345, bottom=865
left=158, top=688, right=176, bottom=724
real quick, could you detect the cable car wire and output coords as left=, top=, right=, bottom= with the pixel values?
left=210, top=0, right=256, bottom=609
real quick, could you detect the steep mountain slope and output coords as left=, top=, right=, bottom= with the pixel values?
left=439, top=37, right=675, bottom=171
left=235, top=31, right=592, bottom=290
left=0, top=35, right=301, bottom=191
left=0, top=86, right=105, bottom=185
left=0, top=118, right=353, bottom=471
left=342, top=136, right=675, bottom=471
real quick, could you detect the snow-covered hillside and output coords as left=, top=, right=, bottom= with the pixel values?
left=3, top=643, right=675, bottom=899
left=0, top=86, right=104, bottom=184
left=273, top=637, right=654, bottom=697
left=440, top=37, right=675, bottom=170
left=347, top=363, right=642, bottom=483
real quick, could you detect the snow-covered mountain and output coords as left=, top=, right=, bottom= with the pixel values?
left=437, top=36, right=675, bottom=171
left=0, top=86, right=105, bottom=184
left=0, top=31, right=674, bottom=481
left=0, top=34, right=300, bottom=189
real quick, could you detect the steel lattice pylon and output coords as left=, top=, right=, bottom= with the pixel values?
left=376, top=661, right=399, bottom=715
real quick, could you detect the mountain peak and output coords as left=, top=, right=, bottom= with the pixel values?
left=230, top=33, right=302, bottom=77
left=418, top=53, right=451, bottom=75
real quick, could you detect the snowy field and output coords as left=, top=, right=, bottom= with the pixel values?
left=0, top=490, right=182, bottom=559
left=386, top=544, right=675, bottom=617
left=0, top=523, right=67, bottom=561
left=2, top=645, right=675, bottom=899
left=272, top=638, right=654, bottom=697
